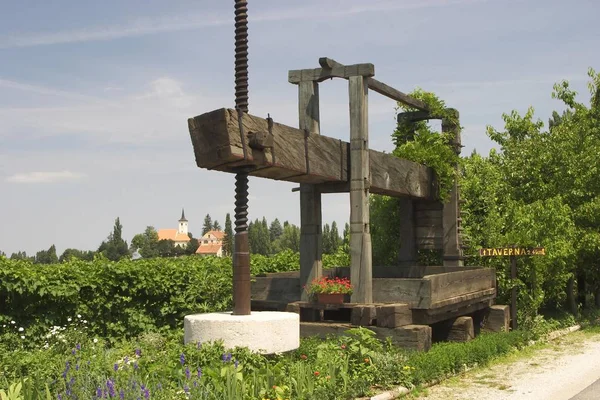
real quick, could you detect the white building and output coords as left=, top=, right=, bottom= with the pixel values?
left=157, top=209, right=191, bottom=248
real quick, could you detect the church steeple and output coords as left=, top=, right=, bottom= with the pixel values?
left=178, top=208, right=188, bottom=235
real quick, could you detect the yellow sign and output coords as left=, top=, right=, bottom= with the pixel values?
left=479, top=247, right=546, bottom=257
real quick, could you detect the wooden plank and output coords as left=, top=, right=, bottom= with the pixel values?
left=349, top=76, right=373, bottom=304
left=397, top=197, right=417, bottom=267
left=447, top=316, right=475, bottom=342
left=298, top=80, right=323, bottom=302
left=316, top=57, right=430, bottom=112
left=372, top=278, right=432, bottom=308
left=428, top=269, right=495, bottom=306
left=376, top=303, right=412, bottom=328
left=188, top=108, right=434, bottom=199
left=412, top=298, right=493, bottom=325
left=288, top=63, right=375, bottom=84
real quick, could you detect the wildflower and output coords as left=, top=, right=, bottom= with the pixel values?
left=364, top=358, right=370, bottom=363
left=20, top=335, right=25, bottom=340
left=143, top=387, right=150, bottom=399
left=197, top=368, right=202, bottom=378
left=314, top=371, right=320, bottom=376
left=180, top=353, right=185, bottom=365
left=106, top=379, right=116, bottom=398
left=234, top=359, right=239, bottom=369
left=124, top=356, right=129, bottom=364
left=341, top=344, right=346, bottom=349
left=134, top=361, right=139, bottom=370
left=114, top=363, right=119, bottom=372
left=75, top=364, right=79, bottom=371
left=156, top=383, right=162, bottom=390
left=71, top=349, right=76, bottom=355
left=185, top=367, right=191, bottom=379
left=58, top=394, right=63, bottom=400
left=300, top=354, right=307, bottom=360
left=10, top=320, right=15, bottom=324
left=119, top=389, right=125, bottom=399
left=67, top=317, right=72, bottom=322
left=76, top=343, right=81, bottom=350
left=196, top=341, right=202, bottom=349
left=221, top=353, right=232, bottom=363
left=18, top=327, right=24, bottom=332
left=93, top=338, right=98, bottom=344
left=183, top=385, right=190, bottom=394
left=96, top=387, right=102, bottom=398
left=135, top=348, right=142, bottom=357
left=77, top=314, right=82, bottom=318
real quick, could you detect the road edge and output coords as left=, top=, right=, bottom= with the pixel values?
left=357, top=324, right=582, bottom=400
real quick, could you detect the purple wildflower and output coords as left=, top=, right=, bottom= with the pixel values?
left=234, top=359, right=239, bottom=369
left=185, top=366, right=190, bottom=379
left=75, top=364, right=79, bottom=371
left=76, top=343, right=81, bottom=350
left=135, top=348, right=142, bottom=357
left=96, top=387, right=102, bottom=398
left=65, top=389, right=71, bottom=396
left=106, top=379, right=115, bottom=398
left=58, top=394, right=63, bottom=400
left=114, top=363, right=119, bottom=372
left=142, top=388, right=150, bottom=399
left=124, top=356, right=129, bottom=364
left=156, top=382, right=162, bottom=391
left=179, top=353, right=185, bottom=365
left=183, top=385, right=189, bottom=394
left=197, top=368, right=202, bottom=378
left=133, top=361, right=139, bottom=370
left=71, top=349, right=76, bottom=355
left=119, top=389, right=125, bottom=399
left=222, top=353, right=232, bottom=363
left=196, top=341, right=202, bottom=349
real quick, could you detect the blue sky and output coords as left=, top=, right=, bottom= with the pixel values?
left=1, top=0, right=598, bottom=256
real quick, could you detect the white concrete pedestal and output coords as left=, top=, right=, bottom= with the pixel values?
left=183, top=311, right=300, bottom=354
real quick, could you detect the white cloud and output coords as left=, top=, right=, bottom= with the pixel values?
left=0, top=0, right=485, bottom=49
left=6, top=170, right=87, bottom=184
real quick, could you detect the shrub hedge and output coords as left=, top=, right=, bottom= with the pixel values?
left=0, top=249, right=349, bottom=343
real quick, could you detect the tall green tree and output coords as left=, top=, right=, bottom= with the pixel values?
left=322, top=223, right=332, bottom=254
left=202, top=214, right=213, bottom=236
left=212, top=220, right=221, bottom=231
left=186, top=233, right=199, bottom=255
left=130, top=226, right=160, bottom=258
left=330, top=221, right=341, bottom=253
left=98, top=217, right=129, bottom=261
left=223, top=213, right=234, bottom=256
left=35, top=244, right=59, bottom=264
left=269, top=218, right=283, bottom=242
left=278, top=223, right=301, bottom=252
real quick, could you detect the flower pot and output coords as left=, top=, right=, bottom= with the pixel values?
left=317, top=293, right=345, bottom=304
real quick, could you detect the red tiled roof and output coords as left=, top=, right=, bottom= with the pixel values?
left=157, top=229, right=191, bottom=242
left=195, top=244, right=222, bottom=254
left=203, top=230, right=225, bottom=239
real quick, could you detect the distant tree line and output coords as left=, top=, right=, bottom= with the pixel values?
left=3, top=213, right=348, bottom=263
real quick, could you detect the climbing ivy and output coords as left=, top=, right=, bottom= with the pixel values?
left=392, top=88, right=462, bottom=202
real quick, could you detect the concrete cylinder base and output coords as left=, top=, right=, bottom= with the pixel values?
left=183, top=311, right=300, bottom=354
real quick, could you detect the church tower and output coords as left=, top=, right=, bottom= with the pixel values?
left=178, top=208, right=188, bottom=235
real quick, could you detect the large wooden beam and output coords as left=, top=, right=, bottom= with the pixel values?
left=289, top=57, right=430, bottom=112
left=188, top=108, right=435, bottom=199
left=298, top=81, right=323, bottom=302
left=349, top=75, right=372, bottom=304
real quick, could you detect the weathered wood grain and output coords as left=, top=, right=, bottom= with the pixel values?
left=188, top=108, right=435, bottom=199
left=316, top=57, right=430, bottom=112
left=298, top=80, right=323, bottom=302
left=288, top=63, right=375, bottom=83
left=349, top=75, right=373, bottom=304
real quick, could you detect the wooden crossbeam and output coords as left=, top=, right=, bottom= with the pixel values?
left=188, top=108, right=435, bottom=199
left=288, top=57, right=430, bottom=112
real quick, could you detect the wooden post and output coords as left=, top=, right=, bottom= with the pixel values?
left=298, top=81, right=323, bottom=301
left=397, top=197, right=417, bottom=276
left=441, top=109, right=464, bottom=267
left=510, top=254, right=517, bottom=330
left=349, top=75, right=373, bottom=304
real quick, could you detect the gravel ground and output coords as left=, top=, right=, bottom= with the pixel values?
left=407, top=330, right=600, bottom=400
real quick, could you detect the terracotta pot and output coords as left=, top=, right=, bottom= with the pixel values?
left=317, top=293, right=345, bottom=304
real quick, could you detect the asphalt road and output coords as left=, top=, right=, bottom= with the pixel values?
left=570, top=377, right=600, bottom=400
